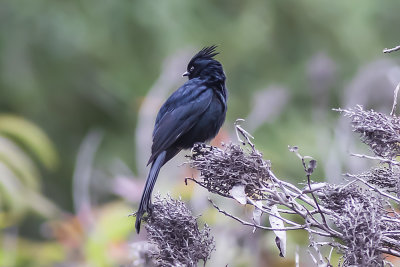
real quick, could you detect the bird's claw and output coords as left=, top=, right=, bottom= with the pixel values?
left=129, top=211, right=138, bottom=217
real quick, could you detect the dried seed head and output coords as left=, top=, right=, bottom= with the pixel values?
left=320, top=184, right=397, bottom=266
left=361, top=166, right=400, bottom=193
left=337, top=105, right=400, bottom=159
left=188, top=143, right=271, bottom=200
left=320, top=184, right=366, bottom=213
left=144, top=195, right=214, bottom=267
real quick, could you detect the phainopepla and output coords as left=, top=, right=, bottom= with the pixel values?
left=135, top=45, right=228, bottom=233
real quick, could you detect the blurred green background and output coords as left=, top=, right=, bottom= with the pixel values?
left=1, top=0, right=400, bottom=266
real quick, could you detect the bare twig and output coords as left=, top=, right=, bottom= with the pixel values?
left=378, top=247, right=400, bottom=258
left=235, top=119, right=257, bottom=153
left=208, top=198, right=305, bottom=231
left=345, top=174, right=400, bottom=203
left=383, top=45, right=400, bottom=54
left=350, top=153, right=400, bottom=166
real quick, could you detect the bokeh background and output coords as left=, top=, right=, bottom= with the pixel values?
left=1, top=0, right=400, bottom=266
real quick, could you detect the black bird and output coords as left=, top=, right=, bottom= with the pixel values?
left=135, top=46, right=228, bottom=233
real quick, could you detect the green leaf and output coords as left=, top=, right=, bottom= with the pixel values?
left=0, top=114, right=59, bottom=170
left=0, top=136, right=40, bottom=190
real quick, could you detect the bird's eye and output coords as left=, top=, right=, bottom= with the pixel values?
left=189, top=66, right=195, bottom=72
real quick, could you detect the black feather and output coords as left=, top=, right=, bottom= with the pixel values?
left=193, top=45, right=219, bottom=60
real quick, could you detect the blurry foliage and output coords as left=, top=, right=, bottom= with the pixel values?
left=84, top=203, right=133, bottom=267
left=0, top=114, right=59, bottom=226
left=0, top=0, right=400, bottom=266
left=0, top=114, right=58, bottom=170
left=0, top=239, right=64, bottom=267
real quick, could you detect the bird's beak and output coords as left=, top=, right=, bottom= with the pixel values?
left=182, top=71, right=190, bottom=77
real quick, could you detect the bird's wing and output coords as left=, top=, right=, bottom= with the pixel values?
left=154, top=78, right=205, bottom=128
left=147, top=89, right=213, bottom=165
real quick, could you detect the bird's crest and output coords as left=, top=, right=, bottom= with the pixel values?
left=192, top=45, right=219, bottom=61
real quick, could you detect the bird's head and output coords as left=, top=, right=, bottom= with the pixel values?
left=183, top=45, right=225, bottom=81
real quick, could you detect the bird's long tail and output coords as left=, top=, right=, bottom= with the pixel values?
left=135, top=151, right=167, bottom=233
